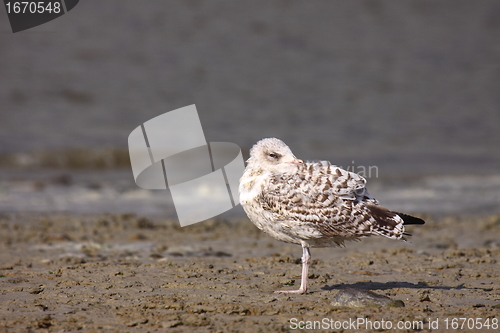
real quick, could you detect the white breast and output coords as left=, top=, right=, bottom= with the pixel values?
left=239, top=170, right=269, bottom=205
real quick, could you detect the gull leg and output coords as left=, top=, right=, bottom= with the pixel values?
left=275, top=246, right=311, bottom=294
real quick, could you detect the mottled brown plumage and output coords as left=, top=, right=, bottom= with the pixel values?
left=239, top=138, right=424, bottom=294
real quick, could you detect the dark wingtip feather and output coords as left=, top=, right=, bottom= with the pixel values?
left=395, top=212, right=425, bottom=225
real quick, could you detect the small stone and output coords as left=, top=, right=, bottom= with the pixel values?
left=419, top=290, right=431, bottom=302
left=29, top=286, right=45, bottom=294
left=420, top=295, right=431, bottom=302
left=126, top=318, right=148, bottom=327
left=37, top=315, right=52, bottom=329
left=331, top=288, right=405, bottom=308
left=161, top=320, right=182, bottom=328
left=180, top=314, right=209, bottom=326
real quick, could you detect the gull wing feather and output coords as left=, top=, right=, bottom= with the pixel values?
left=257, top=161, right=404, bottom=239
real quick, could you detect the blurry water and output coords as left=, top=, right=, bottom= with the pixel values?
left=1, top=169, right=499, bottom=218
left=1, top=1, right=499, bottom=216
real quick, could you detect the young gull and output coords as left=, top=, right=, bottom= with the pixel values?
left=239, top=138, right=425, bottom=294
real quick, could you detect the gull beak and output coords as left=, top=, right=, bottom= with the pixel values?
left=290, top=158, right=303, bottom=165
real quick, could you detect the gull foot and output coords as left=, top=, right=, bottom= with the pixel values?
left=274, top=288, right=307, bottom=295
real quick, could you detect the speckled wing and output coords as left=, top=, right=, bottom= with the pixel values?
left=267, top=161, right=374, bottom=205
left=258, top=161, right=405, bottom=240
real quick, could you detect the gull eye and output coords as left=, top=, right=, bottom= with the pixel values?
left=269, top=153, right=279, bottom=159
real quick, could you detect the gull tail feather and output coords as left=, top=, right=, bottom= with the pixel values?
left=395, top=212, right=425, bottom=225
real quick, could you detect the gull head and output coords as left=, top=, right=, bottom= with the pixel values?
left=247, top=138, right=303, bottom=172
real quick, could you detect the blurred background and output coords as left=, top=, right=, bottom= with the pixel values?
left=0, top=0, right=499, bottom=217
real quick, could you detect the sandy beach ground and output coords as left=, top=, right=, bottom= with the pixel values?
left=1, top=211, right=499, bottom=332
